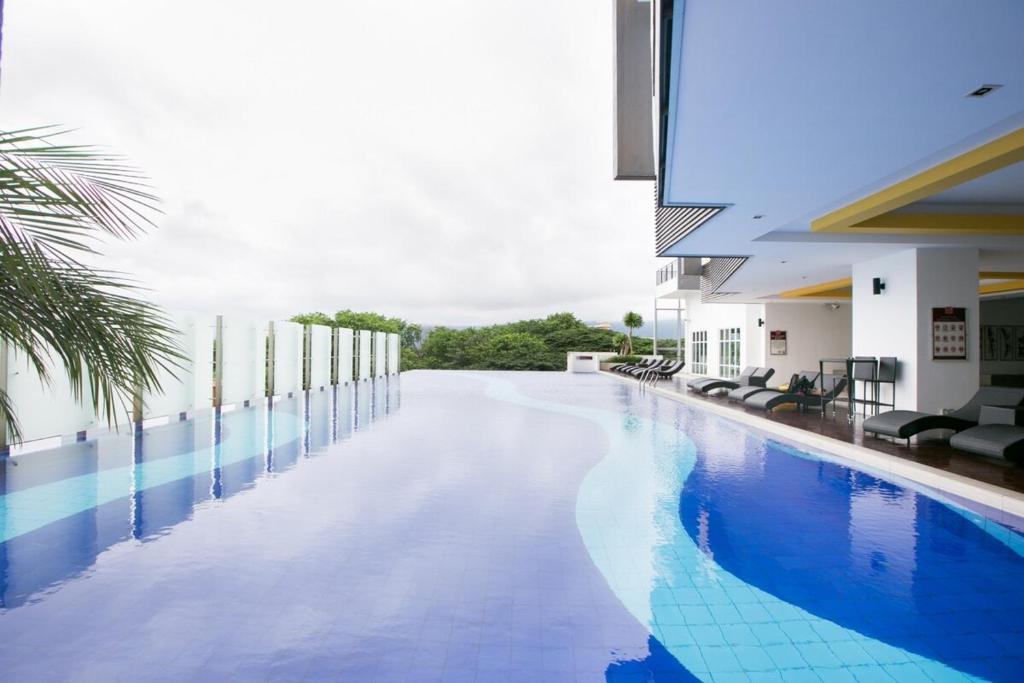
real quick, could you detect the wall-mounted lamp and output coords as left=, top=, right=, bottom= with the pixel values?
left=872, top=277, right=886, bottom=295
left=757, top=317, right=765, bottom=327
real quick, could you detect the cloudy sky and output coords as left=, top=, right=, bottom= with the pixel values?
left=4, top=0, right=658, bottom=327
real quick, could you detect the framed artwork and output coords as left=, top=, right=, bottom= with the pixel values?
left=1016, top=327, right=1024, bottom=361
left=769, top=330, right=787, bottom=355
left=1000, top=326, right=1016, bottom=361
left=931, top=308, right=967, bottom=360
left=982, top=325, right=998, bottom=361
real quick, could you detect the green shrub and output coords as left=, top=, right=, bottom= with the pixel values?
left=605, top=355, right=642, bottom=364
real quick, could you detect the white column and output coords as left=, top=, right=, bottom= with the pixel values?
left=852, top=248, right=979, bottom=413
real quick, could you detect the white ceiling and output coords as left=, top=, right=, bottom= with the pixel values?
left=658, top=0, right=1024, bottom=299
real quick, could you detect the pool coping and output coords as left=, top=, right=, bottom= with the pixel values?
left=599, top=371, right=1024, bottom=520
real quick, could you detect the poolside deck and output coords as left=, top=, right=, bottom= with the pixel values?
left=637, top=373, right=1024, bottom=496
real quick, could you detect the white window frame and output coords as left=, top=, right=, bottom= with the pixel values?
left=718, top=327, right=741, bottom=378
left=691, top=330, right=708, bottom=375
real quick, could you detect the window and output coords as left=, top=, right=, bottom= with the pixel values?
left=691, top=330, right=708, bottom=375
left=719, top=327, right=741, bottom=378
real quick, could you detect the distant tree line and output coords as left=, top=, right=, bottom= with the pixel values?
left=288, top=310, right=681, bottom=372
left=290, top=310, right=422, bottom=371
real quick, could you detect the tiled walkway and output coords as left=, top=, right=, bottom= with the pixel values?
left=651, top=374, right=1024, bottom=496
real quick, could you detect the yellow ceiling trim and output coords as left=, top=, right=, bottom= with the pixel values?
left=841, top=213, right=1024, bottom=235
left=980, top=271, right=1024, bottom=279
left=812, top=126, right=1024, bottom=233
left=779, top=277, right=853, bottom=299
left=979, top=280, right=1024, bottom=295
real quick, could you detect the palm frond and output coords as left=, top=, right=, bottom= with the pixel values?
left=0, top=127, right=181, bottom=444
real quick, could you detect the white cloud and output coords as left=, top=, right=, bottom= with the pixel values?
left=3, top=0, right=658, bottom=326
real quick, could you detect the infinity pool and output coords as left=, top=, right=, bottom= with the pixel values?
left=0, top=371, right=1021, bottom=682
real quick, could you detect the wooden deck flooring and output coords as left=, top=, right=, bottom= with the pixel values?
left=657, top=375, right=1024, bottom=496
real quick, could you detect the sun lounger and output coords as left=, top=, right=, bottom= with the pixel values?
left=950, top=424, right=1024, bottom=461
left=949, top=404, right=1024, bottom=461
left=647, top=360, right=685, bottom=379
left=744, top=370, right=841, bottom=412
left=611, top=358, right=657, bottom=375
left=690, top=367, right=774, bottom=395
left=863, top=387, right=1024, bottom=441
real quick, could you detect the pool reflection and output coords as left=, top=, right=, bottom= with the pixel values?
left=0, top=380, right=399, bottom=609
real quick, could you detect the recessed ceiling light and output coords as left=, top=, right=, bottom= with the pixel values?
left=753, top=214, right=764, bottom=220
left=966, top=84, right=1002, bottom=98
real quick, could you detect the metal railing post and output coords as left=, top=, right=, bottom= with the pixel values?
left=213, top=315, right=224, bottom=409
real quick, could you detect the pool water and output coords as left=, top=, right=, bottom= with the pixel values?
left=0, top=371, right=1021, bottom=682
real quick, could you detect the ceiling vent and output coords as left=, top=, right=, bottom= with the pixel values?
left=966, top=84, right=1002, bottom=98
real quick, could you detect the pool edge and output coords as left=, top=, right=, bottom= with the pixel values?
left=599, top=371, right=1024, bottom=520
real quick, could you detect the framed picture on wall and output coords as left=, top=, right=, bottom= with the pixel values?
left=1016, top=327, right=1024, bottom=361
left=931, top=308, right=967, bottom=360
left=999, top=326, right=1016, bottom=361
left=769, top=330, right=787, bottom=355
left=982, top=325, right=998, bottom=361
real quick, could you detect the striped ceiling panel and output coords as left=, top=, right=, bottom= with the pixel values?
left=653, top=183, right=726, bottom=256
left=700, top=257, right=747, bottom=303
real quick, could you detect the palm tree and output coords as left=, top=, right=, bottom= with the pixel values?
left=622, top=311, right=643, bottom=355
left=0, top=126, right=181, bottom=443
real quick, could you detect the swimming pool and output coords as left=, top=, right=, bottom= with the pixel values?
left=0, top=371, right=1021, bottom=681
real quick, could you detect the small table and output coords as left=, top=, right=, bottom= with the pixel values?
left=818, top=358, right=853, bottom=421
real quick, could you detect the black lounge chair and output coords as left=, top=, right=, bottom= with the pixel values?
left=863, top=387, right=1024, bottom=442
left=728, top=369, right=788, bottom=403
left=646, top=360, right=685, bottom=380
left=688, top=367, right=754, bottom=391
left=745, top=370, right=848, bottom=413
left=950, top=412, right=1024, bottom=462
left=690, top=367, right=774, bottom=395
left=611, top=358, right=657, bottom=375
left=623, top=359, right=666, bottom=377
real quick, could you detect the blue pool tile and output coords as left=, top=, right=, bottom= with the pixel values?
left=750, top=622, right=790, bottom=646
left=736, top=602, right=774, bottom=624
left=761, top=642, right=809, bottom=669
left=658, top=624, right=694, bottom=647
left=778, top=620, right=822, bottom=644
left=540, top=646, right=574, bottom=672
left=879, top=662, right=934, bottom=682
left=826, top=640, right=878, bottom=667
left=689, top=624, right=729, bottom=647
left=847, top=665, right=897, bottom=682
left=719, top=623, right=760, bottom=646
left=794, top=641, right=842, bottom=668
left=731, top=644, right=776, bottom=672
left=698, top=645, right=744, bottom=673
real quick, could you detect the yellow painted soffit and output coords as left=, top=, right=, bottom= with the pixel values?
left=979, top=280, right=1024, bottom=295
left=779, top=274, right=1024, bottom=299
left=980, top=271, right=1024, bottom=279
left=779, top=277, right=853, bottom=299
left=812, top=127, right=1024, bottom=233
left=845, top=213, right=1024, bottom=235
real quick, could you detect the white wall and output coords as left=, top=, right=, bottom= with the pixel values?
left=357, top=331, right=372, bottom=380
left=853, top=247, right=979, bottom=413
left=219, top=318, right=266, bottom=405
left=337, top=328, right=354, bottom=384
left=141, top=315, right=198, bottom=420
left=762, top=302, right=851, bottom=385
left=387, top=333, right=401, bottom=375
left=374, top=332, right=387, bottom=378
left=980, top=296, right=1024, bottom=376
left=309, top=324, right=332, bottom=390
left=683, top=293, right=765, bottom=376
